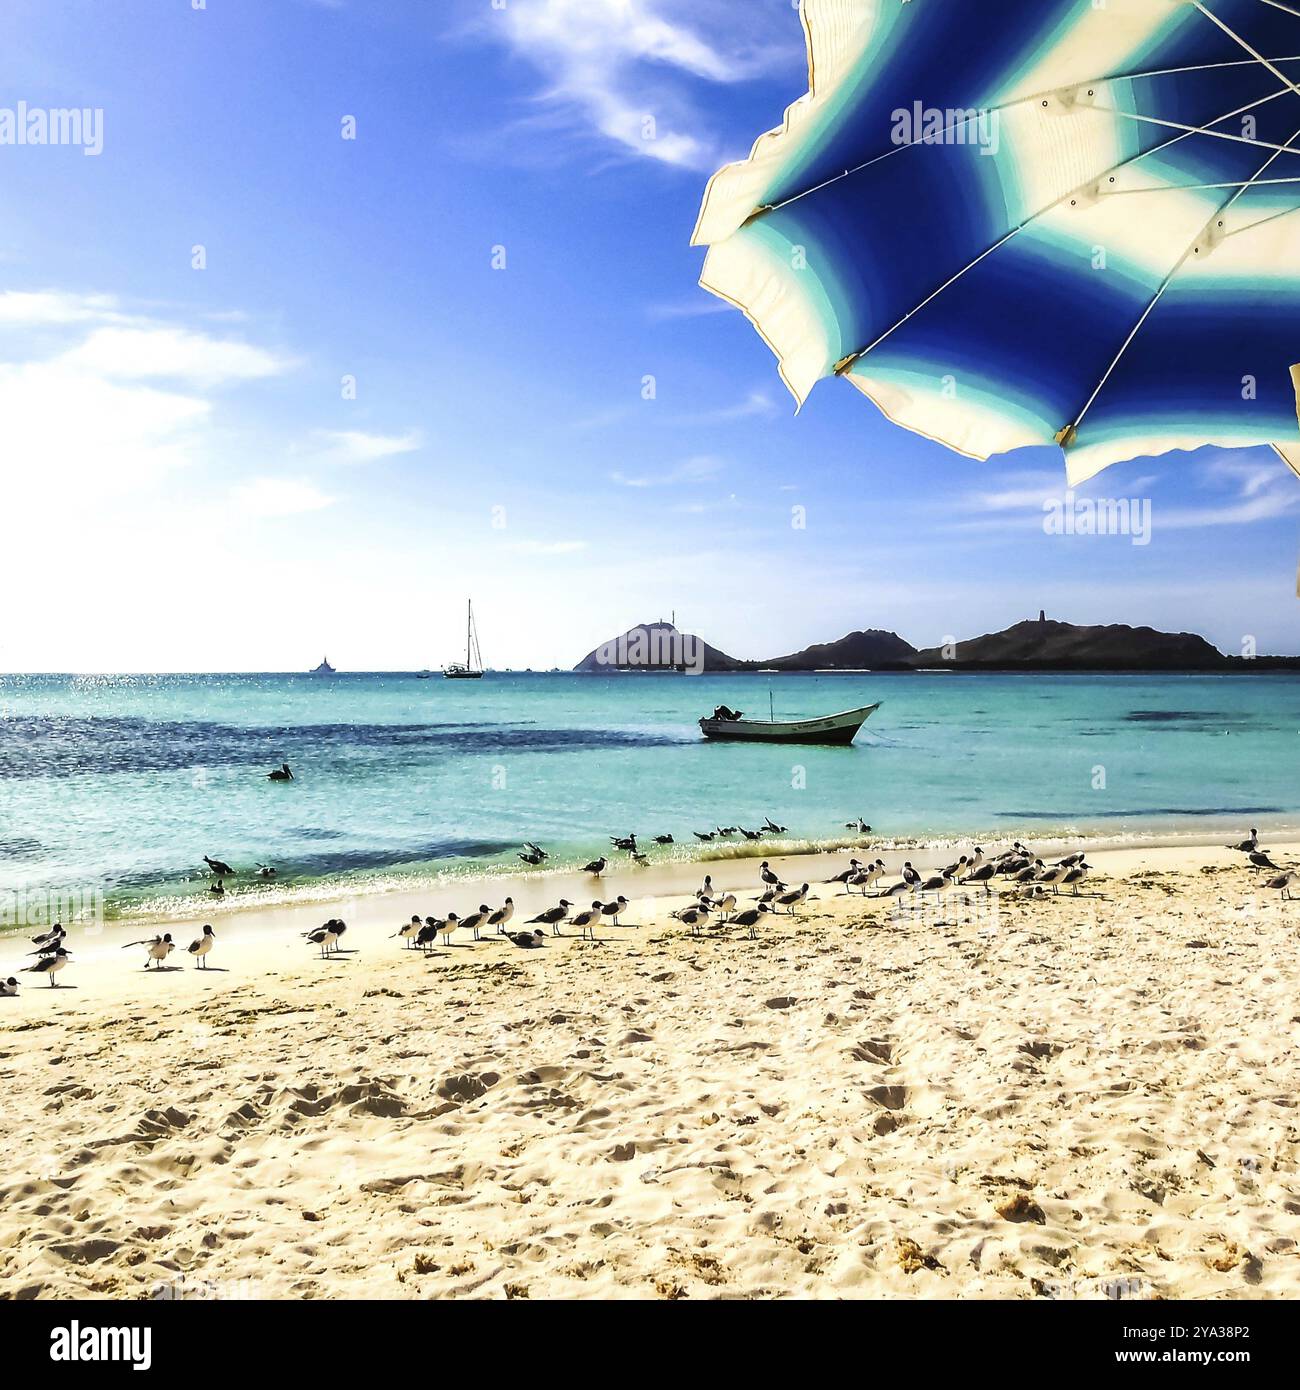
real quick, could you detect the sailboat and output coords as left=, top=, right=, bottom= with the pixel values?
left=311, top=655, right=336, bottom=676
left=444, top=600, right=485, bottom=680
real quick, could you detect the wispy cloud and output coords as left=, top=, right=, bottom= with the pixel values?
left=63, top=325, right=291, bottom=387
left=477, top=0, right=796, bottom=171
left=503, top=538, right=588, bottom=555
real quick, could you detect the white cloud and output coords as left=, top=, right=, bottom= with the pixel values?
left=0, top=289, right=126, bottom=326
left=232, top=477, right=335, bottom=518
left=63, top=325, right=291, bottom=386
left=309, top=428, right=422, bottom=465
left=489, top=0, right=760, bottom=170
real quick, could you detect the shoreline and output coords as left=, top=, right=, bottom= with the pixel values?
left=8, top=817, right=1300, bottom=936
left=9, top=832, right=1297, bottom=966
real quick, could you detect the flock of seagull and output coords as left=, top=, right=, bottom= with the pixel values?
left=4, top=828, right=1295, bottom=995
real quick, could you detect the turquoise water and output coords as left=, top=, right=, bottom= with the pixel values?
left=0, top=671, right=1296, bottom=922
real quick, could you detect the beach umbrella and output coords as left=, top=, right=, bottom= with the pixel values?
left=693, top=0, right=1300, bottom=576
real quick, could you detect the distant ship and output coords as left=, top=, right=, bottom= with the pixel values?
left=311, top=656, right=337, bottom=676
left=444, top=600, right=485, bottom=680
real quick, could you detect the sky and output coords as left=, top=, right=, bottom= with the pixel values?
left=0, top=0, right=1297, bottom=672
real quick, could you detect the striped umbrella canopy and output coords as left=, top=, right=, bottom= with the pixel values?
left=693, top=0, right=1300, bottom=541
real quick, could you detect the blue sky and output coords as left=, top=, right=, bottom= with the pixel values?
left=0, top=0, right=1297, bottom=671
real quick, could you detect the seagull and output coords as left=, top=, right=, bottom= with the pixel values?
left=459, top=905, right=492, bottom=941
left=524, top=843, right=549, bottom=861
left=774, top=883, right=810, bottom=915
left=631, top=851, right=650, bottom=866
left=828, top=859, right=863, bottom=885
left=30, top=923, right=65, bottom=949
left=203, top=855, right=235, bottom=878
left=0, top=976, right=17, bottom=997
left=1266, top=869, right=1299, bottom=901
left=759, top=861, right=784, bottom=889
left=506, top=930, right=546, bottom=949
left=844, top=819, right=871, bottom=833
left=763, top=817, right=787, bottom=834
left=653, top=834, right=674, bottom=845
left=964, top=862, right=998, bottom=894
left=730, top=903, right=769, bottom=938
left=416, top=919, right=444, bottom=954
left=124, top=933, right=175, bottom=969
left=882, top=877, right=915, bottom=897
left=209, top=879, right=225, bottom=896
left=717, top=826, right=737, bottom=836
left=583, top=856, right=608, bottom=875
left=850, top=860, right=887, bottom=894
left=600, top=896, right=629, bottom=927
left=918, top=871, right=957, bottom=898
left=569, top=903, right=602, bottom=941
left=527, top=900, right=572, bottom=934
left=1037, top=863, right=1071, bottom=894
left=693, top=831, right=716, bottom=842
left=610, top=834, right=638, bottom=853
left=395, top=915, right=423, bottom=949
left=1248, top=850, right=1280, bottom=871
left=256, top=864, right=277, bottom=879
left=488, top=898, right=516, bottom=935
left=942, top=854, right=970, bottom=881
left=699, top=874, right=714, bottom=898
left=1010, top=860, right=1044, bottom=884
left=673, top=904, right=711, bottom=934
left=304, top=919, right=345, bottom=956
left=900, top=862, right=920, bottom=885
left=966, top=847, right=986, bottom=873
left=518, top=848, right=546, bottom=866
left=187, top=925, right=216, bottom=967
left=1061, top=863, right=1091, bottom=895
left=711, top=892, right=737, bottom=921
left=23, top=947, right=70, bottom=986
left=739, top=827, right=763, bottom=841
left=437, top=913, right=460, bottom=946
left=1227, top=828, right=1259, bottom=853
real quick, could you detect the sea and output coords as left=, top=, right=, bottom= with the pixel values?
left=0, top=670, right=1296, bottom=925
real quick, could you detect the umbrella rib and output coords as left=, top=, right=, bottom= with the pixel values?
left=1191, top=2, right=1300, bottom=96
left=1066, top=117, right=1300, bottom=443
left=1110, top=103, right=1300, bottom=155
left=1258, top=0, right=1300, bottom=19
left=1103, top=175, right=1300, bottom=191
left=752, top=59, right=1300, bottom=224
left=833, top=88, right=1294, bottom=375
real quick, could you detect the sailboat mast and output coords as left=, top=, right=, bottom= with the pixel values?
left=467, top=600, right=472, bottom=666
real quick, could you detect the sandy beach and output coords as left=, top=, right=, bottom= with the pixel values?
left=2, top=840, right=1298, bottom=1301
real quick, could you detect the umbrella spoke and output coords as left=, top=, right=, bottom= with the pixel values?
left=1192, top=1, right=1300, bottom=97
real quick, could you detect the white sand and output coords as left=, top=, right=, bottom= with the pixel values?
left=2, top=840, right=1298, bottom=1300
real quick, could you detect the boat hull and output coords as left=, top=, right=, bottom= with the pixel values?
left=443, top=670, right=484, bottom=680
left=698, top=703, right=879, bottom=745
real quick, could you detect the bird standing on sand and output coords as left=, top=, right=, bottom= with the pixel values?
left=527, top=900, right=572, bottom=934
left=1037, top=863, right=1071, bottom=894
left=31, top=923, right=65, bottom=950
left=396, top=915, right=423, bottom=949
left=600, top=896, right=629, bottom=927
left=1060, top=863, right=1091, bottom=895
left=583, top=856, right=608, bottom=875
left=204, top=855, right=235, bottom=878
left=305, top=920, right=345, bottom=957
left=774, top=883, right=810, bottom=915
left=829, top=859, right=863, bottom=886
left=700, top=874, right=714, bottom=898
left=1249, top=850, right=1280, bottom=871
left=488, top=899, right=516, bottom=935
left=964, top=862, right=998, bottom=894
left=569, top=903, right=602, bottom=941
left=711, top=892, right=737, bottom=921
left=0, top=976, right=18, bottom=996
left=23, top=947, right=70, bottom=986
left=918, top=871, right=957, bottom=899
left=759, top=861, right=783, bottom=889
left=902, top=862, right=921, bottom=886
left=1266, top=869, right=1299, bottom=901
left=415, top=919, right=443, bottom=954
left=1227, top=828, right=1259, bottom=853
left=124, top=933, right=175, bottom=969
left=942, top=854, right=970, bottom=881
left=459, top=905, right=492, bottom=941
left=187, top=925, right=216, bottom=967
left=730, top=903, right=769, bottom=938
left=673, top=904, right=710, bottom=934
left=437, top=914, right=460, bottom=946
